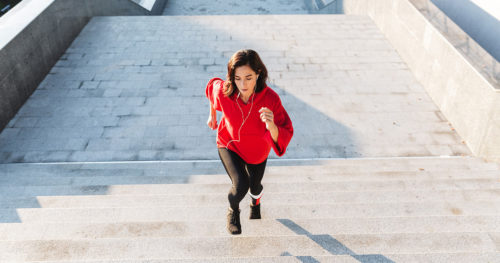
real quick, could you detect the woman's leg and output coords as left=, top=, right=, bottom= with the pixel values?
left=247, top=159, right=267, bottom=220
left=218, top=148, right=250, bottom=211
left=247, top=159, right=267, bottom=201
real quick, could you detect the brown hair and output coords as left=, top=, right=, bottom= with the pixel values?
left=224, top=49, right=268, bottom=97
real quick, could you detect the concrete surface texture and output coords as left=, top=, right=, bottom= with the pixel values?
left=0, top=14, right=470, bottom=163
left=132, top=0, right=168, bottom=14
left=0, top=157, right=499, bottom=261
left=163, top=0, right=311, bottom=15
left=0, top=0, right=152, bottom=135
left=343, top=0, right=500, bottom=162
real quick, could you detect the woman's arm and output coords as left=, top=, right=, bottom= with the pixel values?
left=261, top=98, right=293, bottom=156
left=268, top=124, right=279, bottom=143
left=207, top=102, right=218, bottom=130
left=259, top=107, right=278, bottom=142
left=205, top=78, right=223, bottom=130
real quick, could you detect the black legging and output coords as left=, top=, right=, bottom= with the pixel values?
left=218, top=148, right=267, bottom=211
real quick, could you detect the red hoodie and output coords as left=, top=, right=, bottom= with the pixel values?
left=206, top=77, right=294, bottom=164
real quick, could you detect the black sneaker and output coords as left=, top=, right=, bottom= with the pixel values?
left=249, top=203, right=261, bottom=219
left=227, top=208, right=241, bottom=235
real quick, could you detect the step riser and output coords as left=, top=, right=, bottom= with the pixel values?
left=0, top=157, right=496, bottom=175
left=22, top=253, right=500, bottom=263
left=1, top=179, right=498, bottom=197
left=1, top=217, right=500, bottom=240
left=1, top=233, right=498, bottom=261
left=1, top=169, right=498, bottom=181
left=1, top=161, right=498, bottom=177
left=2, top=189, right=500, bottom=208
left=1, top=172, right=499, bottom=186
left=2, top=202, right=500, bottom=223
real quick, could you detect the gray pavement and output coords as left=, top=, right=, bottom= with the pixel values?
left=0, top=14, right=470, bottom=163
left=163, top=0, right=312, bottom=15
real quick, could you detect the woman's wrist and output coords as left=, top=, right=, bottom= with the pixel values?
left=269, top=123, right=279, bottom=143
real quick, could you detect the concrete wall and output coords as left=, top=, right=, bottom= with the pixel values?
left=341, top=0, right=500, bottom=162
left=431, top=0, right=500, bottom=62
left=304, top=0, right=343, bottom=14
left=0, top=0, right=166, bottom=132
left=132, top=0, right=168, bottom=15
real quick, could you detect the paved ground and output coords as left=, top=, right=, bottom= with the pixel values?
left=0, top=14, right=470, bottom=163
left=163, top=0, right=313, bottom=15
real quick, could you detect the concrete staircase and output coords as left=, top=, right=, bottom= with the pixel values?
left=1, top=6, right=500, bottom=262
left=0, top=157, right=499, bottom=261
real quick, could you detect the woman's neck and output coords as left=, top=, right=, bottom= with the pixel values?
left=239, top=92, right=253, bottom=104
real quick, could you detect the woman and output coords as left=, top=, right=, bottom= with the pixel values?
left=205, top=49, right=293, bottom=235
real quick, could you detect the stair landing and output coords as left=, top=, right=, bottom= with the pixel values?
left=0, top=15, right=470, bottom=163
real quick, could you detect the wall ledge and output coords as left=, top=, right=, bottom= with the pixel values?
left=342, top=0, right=500, bottom=162
left=410, top=0, right=499, bottom=91
left=0, top=0, right=53, bottom=50
left=0, top=0, right=167, bottom=132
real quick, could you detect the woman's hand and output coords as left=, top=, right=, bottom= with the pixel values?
left=259, top=107, right=275, bottom=130
left=207, top=106, right=217, bottom=130
left=259, top=107, right=278, bottom=142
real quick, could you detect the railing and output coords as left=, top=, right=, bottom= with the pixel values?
left=0, top=0, right=23, bottom=17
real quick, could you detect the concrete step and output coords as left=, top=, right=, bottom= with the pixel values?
left=1, top=216, right=500, bottom=240
left=3, top=201, right=500, bottom=223
left=21, top=253, right=500, bottom=263
left=0, top=157, right=497, bottom=176
left=0, top=157, right=497, bottom=261
left=259, top=157, right=500, bottom=172
left=3, top=167, right=500, bottom=182
left=0, top=168, right=500, bottom=186
left=1, top=169, right=499, bottom=187
left=2, top=189, right=500, bottom=208
left=1, top=233, right=498, bottom=261
left=1, top=178, right=499, bottom=198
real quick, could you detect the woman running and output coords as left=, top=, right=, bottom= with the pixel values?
left=206, top=49, right=294, bottom=235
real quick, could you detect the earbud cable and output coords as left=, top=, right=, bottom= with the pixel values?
left=219, top=91, right=255, bottom=149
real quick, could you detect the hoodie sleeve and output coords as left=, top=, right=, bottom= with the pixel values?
left=205, top=77, right=224, bottom=111
left=265, top=95, right=294, bottom=157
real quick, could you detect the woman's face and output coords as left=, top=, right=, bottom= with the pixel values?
left=234, top=64, right=258, bottom=98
